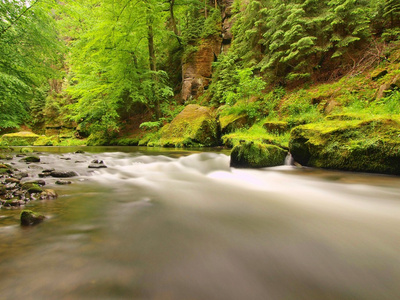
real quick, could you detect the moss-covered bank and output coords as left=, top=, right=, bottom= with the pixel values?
left=289, top=117, right=400, bottom=175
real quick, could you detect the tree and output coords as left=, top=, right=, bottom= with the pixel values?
left=0, top=0, right=62, bottom=129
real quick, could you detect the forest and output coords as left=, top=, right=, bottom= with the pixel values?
left=1, top=0, right=400, bottom=173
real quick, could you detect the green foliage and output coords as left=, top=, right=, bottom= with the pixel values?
left=0, top=0, right=62, bottom=129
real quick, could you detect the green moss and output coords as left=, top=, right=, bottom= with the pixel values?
left=0, top=132, right=40, bottom=146
left=20, top=210, right=45, bottom=226
left=230, top=142, right=288, bottom=168
left=222, top=122, right=290, bottom=149
left=159, top=104, right=219, bottom=147
left=289, top=118, right=400, bottom=174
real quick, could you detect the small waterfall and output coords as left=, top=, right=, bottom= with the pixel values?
left=285, top=152, right=294, bottom=166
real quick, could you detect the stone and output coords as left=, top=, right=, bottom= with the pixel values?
left=20, top=210, right=45, bottom=226
left=50, top=171, right=78, bottom=178
left=159, top=104, right=220, bottom=147
left=262, top=121, right=289, bottom=135
left=20, top=156, right=40, bottom=163
left=289, top=118, right=400, bottom=175
left=88, top=160, right=107, bottom=168
left=55, top=180, right=72, bottom=185
left=219, top=114, right=251, bottom=134
left=230, top=142, right=288, bottom=168
left=40, top=189, right=58, bottom=200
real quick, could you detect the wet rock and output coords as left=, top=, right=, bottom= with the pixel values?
left=88, top=160, right=107, bottom=169
left=15, top=172, right=29, bottom=179
left=40, top=189, right=57, bottom=200
left=20, top=156, right=40, bottom=163
left=2, top=199, right=21, bottom=207
left=5, top=178, right=20, bottom=184
left=20, top=210, right=45, bottom=226
left=55, top=180, right=72, bottom=185
left=230, top=142, right=288, bottom=168
left=289, top=118, right=400, bottom=175
left=75, top=150, right=85, bottom=154
left=26, top=184, right=43, bottom=194
left=50, top=171, right=78, bottom=178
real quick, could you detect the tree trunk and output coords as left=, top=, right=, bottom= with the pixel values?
left=169, top=0, right=181, bottom=44
left=147, top=20, right=161, bottom=119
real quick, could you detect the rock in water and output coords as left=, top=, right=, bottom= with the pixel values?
left=50, top=171, right=78, bottom=178
left=88, top=160, right=107, bottom=168
left=20, top=210, right=45, bottom=226
left=289, top=117, right=400, bottom=175
left=40, top=189, right=58, bottom=200
left=230, top=142, right=288, bottom=168
left=20, top=156, right=40, bottom=163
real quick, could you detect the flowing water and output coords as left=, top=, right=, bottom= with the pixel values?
left=0, top=146, right=400, bottom=300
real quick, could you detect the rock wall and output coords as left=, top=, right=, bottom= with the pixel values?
left=181, top=0, right=234, bottom=102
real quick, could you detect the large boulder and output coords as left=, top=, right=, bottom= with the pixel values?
left=159, top=104, right=220, bottom=147
left=219, top=114, right=251, bottom=134
left=0, top=132, right=39, bottom=146
left=289, top=118, right=400, bottom=175
left=230, top=142, right=288, bottom=168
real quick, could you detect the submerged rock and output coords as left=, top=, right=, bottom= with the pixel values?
left=55, top=180, right=72, bottom=185
left=289, top=118, right=400, bottom=175
left=230, top=142, right=288, bottom=168
left=40, top=189, right=57, bottom=200
left=20, top=210, right=45, bottom=226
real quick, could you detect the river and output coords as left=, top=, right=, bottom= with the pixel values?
left=0, top=146, right=399, bottom=299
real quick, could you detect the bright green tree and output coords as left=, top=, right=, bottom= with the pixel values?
left=0, top=0, right=62, bottom=129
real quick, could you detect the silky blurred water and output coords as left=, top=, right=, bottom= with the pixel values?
left=0, top=147, right=400, bottom=299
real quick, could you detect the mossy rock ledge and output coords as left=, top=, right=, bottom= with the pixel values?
left=230, top=142, right=288, bottom=168
left=159, top=104, right=220, bottom=147
left=0, top=132, right=39, bottom=146
left=289, top=118, right=400, bottom=175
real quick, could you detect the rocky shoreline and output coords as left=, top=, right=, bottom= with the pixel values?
left=0, top=150, right=108, bottom=226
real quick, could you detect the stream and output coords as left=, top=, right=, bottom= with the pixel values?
left=0, top=146, right=400, bottom=299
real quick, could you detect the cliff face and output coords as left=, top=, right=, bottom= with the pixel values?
left=181, top=0, right=234, bottom=102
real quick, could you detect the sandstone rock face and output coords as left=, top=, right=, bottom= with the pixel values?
left=181, top=0, right=234, bottom=101
left=160, top=104, right=220, bottom=147
left=230, top=142, right=288, bottom=168
left=221, top=0, right=234, bottom=53
left=182, top=38, right=222, bottom=101
left=289, top=118, right=400, bottom=175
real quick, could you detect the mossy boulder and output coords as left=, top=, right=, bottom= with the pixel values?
left=230, top=142, right=288, bottom=168
left=20, top=156, right=40, bottom=163
left=20, top=210, right=45, bottom=226
left=289, top=118, right=400, bottom=175
left=0, top=132, right=39, bottom=146
left=159, top=104, right=220, bottom=147
left=262, top=121, right=289, bottom=135
left=219, top=114, right=251, bottom=134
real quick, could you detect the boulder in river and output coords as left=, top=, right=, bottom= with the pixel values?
left=20, top=156, right=40, bottom=163
left=20, top=210, right=45, bottom=226
left=50, top=171, right=78, bottom=178
left=289, top=118, right=400, bottom=175
left=88, top=160, right=107, bottom=169
left=230, top=142, right=288, bottom=168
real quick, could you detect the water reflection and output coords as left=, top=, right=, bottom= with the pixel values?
left=0, top=148, right=399, bottom=299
